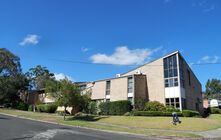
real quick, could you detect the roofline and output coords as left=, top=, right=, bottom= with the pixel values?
left=177, top=52, right=202, bottom=86
left=121, top=50, right=179, bottom=75
left=89, top=74, right=145, bottom=83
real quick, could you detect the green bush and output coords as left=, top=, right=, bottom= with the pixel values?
left=134, top=98, right=146, bottom=111
left=166, top=105, right=180, bottom=112
left=210, top=107, right=221, bottom=114
left=99, top=102, right=110, bottom=115
left=182, top=110, right=200, bottom=117
left=99, top=100, right=132, bottom=115
left=16, top=102, right=29, bottom=111
left=88, top=101, right=97, bottom=115
left=144, top=101, right=166, bottom=111
left=132, top=111, right=182, bottom=117
left=28, top=105, right=34, bottom=111
left=36, top=104, right=58, bottom=113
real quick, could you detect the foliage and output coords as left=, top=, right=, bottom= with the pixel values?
left=26, top=65, right=54, bottom=90
left=99, top=102, right=110, bottom=115
left=46, top=79, right=83, bottom=116
left=36, top=103, right=58, bottom=113
left=166, top=105, right=180, bottom=112
left=0, top=48, right=29, bottom=105
left=210, top=107, right=221, bottom=114
left=15, top=102, right=29, bottom=111
left=132, top=111, right=183, bottom=117
left=134, top=98, right=146, bottom=111
left=144, top=101, right=166, bottom=111
left=99, top=100, right=132, bottom=115
left=182, top=110, right=200, bottom=117
left=28, top=105, right=34, bottom=111
left=87, top=101, right=98, bottom=115
left=205, top=79, right=221, bottom=100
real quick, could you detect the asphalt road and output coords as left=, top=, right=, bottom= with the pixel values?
left=0, top=114, right=166, bottom=140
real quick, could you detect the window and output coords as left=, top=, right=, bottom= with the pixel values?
left=182, top=98, right=186, bottom=109
left=163, top=54, right=178, bottom=78
left=164, top=54, right=178, bottom=87
left=179, top=57, right=185, bottom=88
left=164, top=78, right=178, bottom=87
left=187, top=70, right=191, bottom=86
left=128, top=77, right=133, bottom=93
left=165, top=98, right=180, bottom=108
left=106, top=81, right=111, bottom=95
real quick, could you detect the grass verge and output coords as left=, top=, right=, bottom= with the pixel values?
left=0, top=108, right=206, bottom=138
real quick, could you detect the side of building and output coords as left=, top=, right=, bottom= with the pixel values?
left=81, top=51, right=203, bottom=112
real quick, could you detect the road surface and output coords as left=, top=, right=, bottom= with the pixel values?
left=0, top=114, right=167, bottom=140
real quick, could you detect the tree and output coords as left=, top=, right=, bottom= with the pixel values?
left=26, top=65, right=54, bottom=90
left=0, top=48, right=29, bottom=105
left=46, top=79, right=81, bottom=120
left=205, top=79, right=221, bottom=100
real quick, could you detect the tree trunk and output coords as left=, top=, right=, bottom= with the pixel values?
left=63, top=107, right=66, bottom=120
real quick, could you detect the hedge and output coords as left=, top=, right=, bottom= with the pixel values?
left=15, top=102, right=29, bottom=111
left=36, top=104, right=58, bottom=113
left=99, top=100, right=132, bottom=115
left=132, top=111, right=183, bottom=117
left=210, top=108, right=221, bottom=114
left=182, top=110, right=200, bottom=117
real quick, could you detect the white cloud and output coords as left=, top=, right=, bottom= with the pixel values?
left=90, top=46, right=163, bottom=65
left=198, top=55, right=219, bottom=64
left=54, top=73, right=73, bottom=81
left=81, top=47, right=89, bottom=52
left=19, top=34, right=40, bottom=46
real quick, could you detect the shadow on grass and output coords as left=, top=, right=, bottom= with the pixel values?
left=67, top=115, right=108, bottom=122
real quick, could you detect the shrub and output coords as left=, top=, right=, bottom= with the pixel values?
left=166, top=105, right=180, bottom=112
left=144, top=101, right=166, bottom=111
left=36, top=104, right=45, bottom=112
left=132, top=111, right=182, bottom=117
left=88, top=101, right=97, bottom=115
left=210, top=107, right=221, bottom=114
left=28, top=105, right=35, bottom=111
left=182, top=110, right=200, bottom=117
left=134, top=98, right=146, bottom=111
left=99, top=102, right=110, bottom=115
left=99, top=100, right=132, bottom=115
left=15, top=102, right=29, bottom=111
left=36, top=104, right=58, bottom=113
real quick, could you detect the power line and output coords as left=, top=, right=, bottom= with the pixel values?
left=21, top=55, right=221, bottom=67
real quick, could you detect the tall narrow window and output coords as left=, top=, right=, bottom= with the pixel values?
left=163, top=54, right=178, bottom=87
left=128, top=77, right=133, bottom=93
left=187, top=70, right=191, bottom=86
left=106, top=81, right=110, bottom=95
left=179, top=57, right=185, bottom=88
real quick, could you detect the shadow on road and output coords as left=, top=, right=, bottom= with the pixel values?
left=0, top=117, right=10, bottom=120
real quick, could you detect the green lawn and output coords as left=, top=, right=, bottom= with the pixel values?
left=2, top=108, right=221, bottom=138
left=97, top=115, right=221, bottom=131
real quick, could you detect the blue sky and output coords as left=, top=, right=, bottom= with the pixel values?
left=0, top=0, right=221, bottom=90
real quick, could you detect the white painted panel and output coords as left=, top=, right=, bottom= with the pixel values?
left=165, top=87, right=180, bottom=98
left=106, top=95, right=110, bottom=99
left=128, top=92, right=133, bottom=97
